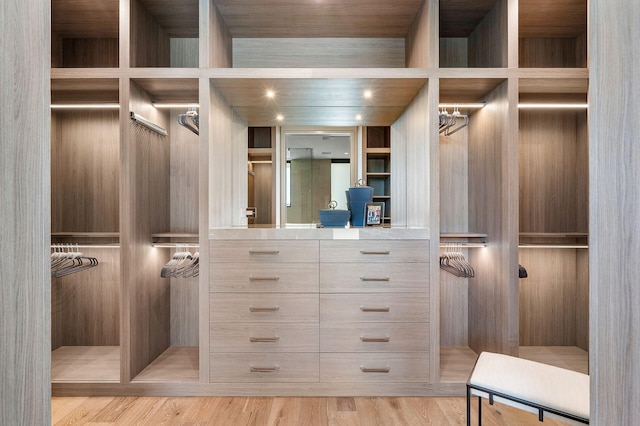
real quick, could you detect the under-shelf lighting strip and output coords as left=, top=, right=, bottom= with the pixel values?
left=439, top=102, right=588, bottom=109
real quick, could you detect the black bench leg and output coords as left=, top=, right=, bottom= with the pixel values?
left=478, top=396, right=482, bottom=426
left=466, top=385, right=471, bottom=426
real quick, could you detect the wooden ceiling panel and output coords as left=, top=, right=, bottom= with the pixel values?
left=132, top=78, right=200, bottom=102
left=439, top=0, right=497, bottom=38
left=51, top=78, right=119, bottom=103
left=212, top=0, right=424, bottom=38
left=519, top=78, right=588, bottom=94
left=519, top=0, right=587, bottom=38
left=52, top=0, right=119, bottom=38
left=211, top=77, right=427, bottom=126
left=439, top=78, right=505, bottom=103
left=137, top=0, right=199, bottom=38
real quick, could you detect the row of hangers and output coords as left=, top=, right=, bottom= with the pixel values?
left=439, top=105, right=469, bottom=136
left=440, top=243, right=475, bottom=278
left=51, top=244, right=99, bottom=278
left=178, top=108, right=199, bottom=135
left=161, top=250, right=199, bottom=278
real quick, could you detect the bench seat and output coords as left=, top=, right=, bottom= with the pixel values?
left=467, top=351, right=589, bottom=425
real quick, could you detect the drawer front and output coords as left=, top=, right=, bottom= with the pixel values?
left=320, top=353, right=429, bottom=382
left=211, top=263, right=319, bottom=293
left=210, top=353, right=319, bottom=383
left=211, top=323, right=319, bottom=352
left=210, top=293, right=319, bottom=322
left=320, top=263, right=429, bottom=293
left=320, top=240, right=428, bottom=263
left=320, top=322, right=428, bottom=352
left=320, top=294, right=429, bottom=322
left=210, top=240, right=319, bottom=263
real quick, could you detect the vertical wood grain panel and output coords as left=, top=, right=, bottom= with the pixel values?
left=468, top=0, right=508, bottom=68
left=468, top=80, right=519, bottom=355
left=519, top=110, right=588, bottom=233
left=52, top=248, right=120, bottom=346
left=0, top=0, right=51, bottom=422
left=130, top=0, right=170, bottom=67
left=123, top=80, right=171, bottom=379
left=439, top=38, right=468, bottom=68
left=170, top=38, right=199, bottom=68
left=252, top=163, right=273, bottom=225
left=51, top=110, right=120, bottom=233
left=518, top=249, right=578, bottom=346
left=60, top=38, right=119, bottom=68
left=170, top=278, right=199, bottom=346
left=575, top=249, right=589, bottom=351
left=590, top=0, right=640, bottom=422
left=519, top=38, right=580, bottom=68
left=405, top=0, right=437, bottom=68
left=233, top=39, right=404, bottom=68
left=199, top=77, right=210, bottom=382
left=207, top=0, right=232, bottom=68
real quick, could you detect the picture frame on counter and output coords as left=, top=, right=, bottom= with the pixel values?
left=365, top=202, right=385, bottom=226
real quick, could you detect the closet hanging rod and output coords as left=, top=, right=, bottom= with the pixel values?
left=130, top=112, right=168, bottom=136
left=51, top=103, right=119, bottom=109
left=153, top=102, right=199, bottom=109
left=519, top=244, right=589, bottom=249
left=51, top=244, right=120, bottom=249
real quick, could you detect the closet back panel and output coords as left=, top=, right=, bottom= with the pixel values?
left=51, top=110, right=120, bottom=232
left=468, top=0, right=508, bottom=68
left=51, top=247, right=120, bottom=348
left=519, top=110, right=588, bottom=233
left=131, top=0, right=171, bottom=67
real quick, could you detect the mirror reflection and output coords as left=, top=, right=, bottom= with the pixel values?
left=284, top=131, right=353, bottom=225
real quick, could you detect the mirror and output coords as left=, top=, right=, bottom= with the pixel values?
left=282, top=128, right=357, bottom=225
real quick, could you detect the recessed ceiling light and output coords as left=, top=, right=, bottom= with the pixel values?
left=355, top=114, right=362, bottom=121
left=276, top=114, right=284, bottom=121
left=266, top=90, right=275, bottom=99
left=363, top=90, right=372, bottom=99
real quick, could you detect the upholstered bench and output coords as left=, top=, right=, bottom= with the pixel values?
left=467, top=352, right=590, bottom=425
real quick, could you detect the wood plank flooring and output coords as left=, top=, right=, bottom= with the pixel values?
left=52, top=396, right=569, bottom=425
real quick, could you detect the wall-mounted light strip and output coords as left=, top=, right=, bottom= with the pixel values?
left=152, top=103, right=200, bottom=109
left=438, top=103, right=486, bottom=109
left=519, top=244, right=589, bottom=249
left=130, top=112, right=168, bottom=136
left=518, top=103, right=588, bottom=109
left=152, top=243, right=200, bottom=249
left=50, top=103, right=120, bottom=109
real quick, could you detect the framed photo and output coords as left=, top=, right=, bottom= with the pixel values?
left=365, top=202, right=385, bottom=226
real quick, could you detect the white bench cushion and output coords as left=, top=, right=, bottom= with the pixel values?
left=469, top=351, right=590, bottom=421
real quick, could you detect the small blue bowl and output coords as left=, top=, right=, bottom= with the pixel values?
left=318, top=209, right=350, bottom=227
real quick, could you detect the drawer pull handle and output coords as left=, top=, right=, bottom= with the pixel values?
left=249, top=276, right=280, bottom=282
left=249, top=337, right=280, bottom=343
left=249, top=306, right=280, bottom=313
left=360, top=336, right=390, bottom=343
left=249, top=250, right=280, bottom=255
left=360, top=366, right=390, bottom=373
left=360, top=306, right=390, bottom=313
left=250, top=366, right=280, bottom=373
left=360, top=276, right=391, bottom=282
left=359, top=250, right=390, bottom=255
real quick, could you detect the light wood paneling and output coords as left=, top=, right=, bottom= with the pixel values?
left=519, top=110, right=589, bottom=233
left=52, top=0, right=119, bottom=38
left=51, top=78, right=120, bottom=103
left=206, top=0, right=232, bottom=68
left=439, top=38, right=468, bottom=68
left=440, top=0, right=500, bottom=38
left=439, top=346, right=478, bottom=383
left=1, top=0, right=50, bottom=421
left=122, top=80, right=171, bottom=379
left=51, top=248, right=120, bottom=347
left=132, top=78, right=199, bottom=103
left=212, top=0, right=424, bottom=38
left=575, top=249, right=589, bottom=351
left=519, top=0, right=587, bottom=38
left=58, top=38, right=119, bottom=68
left=130, top=0, right=170, bottom=67
left=590, top=0, right=640, bottom=422
left=405, top=0, right=437, bottom=68
left=468, top=0, right=508, bottom=68
left=137, top=0, right=199, bottom=38
left=467, top=80, right=519, bottom=355
left=518, top=249, right=580, bottom=346
left=519, top=346, right=588, bottom=375
left=51, top=110, right=120, bottom=233
left=170, top=278, right=199, bottom=346
left=233, top=39, right=405, bottom=68
left=519, top=38, right=583, bottom=68
left=439, top=78, right=505, bottom=103
left=51, top=346, right=120, bottom=383
left=133, top=346, right=199, bottom=382
left=170, top=38, right=199, bottom=68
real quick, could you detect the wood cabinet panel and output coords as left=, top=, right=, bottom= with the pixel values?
left=210, top=240, right=319, bottom=263
left=320, top=294, right=429, bottom=323
left=320, top=240, right=428, bottom=263
left=321, top=322, right=428, bottom=352
left=211, top=323, right=319, bottom=353
left=320, top=353, right=429, bottom=382
left=320, top=263, right=429, bottom=293
left=211, top=263, right=319, bottom=293
left=210, top=353, right=319, bottom=383
left=210, top=293, right=319, bottom=323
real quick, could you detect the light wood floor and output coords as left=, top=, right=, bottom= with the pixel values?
left=52, top=395, right=569, bottom=425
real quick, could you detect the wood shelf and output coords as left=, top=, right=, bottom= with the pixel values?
left=132, top=346, right=199, bottom=383
left=52, top=346, right=120, bottom=383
